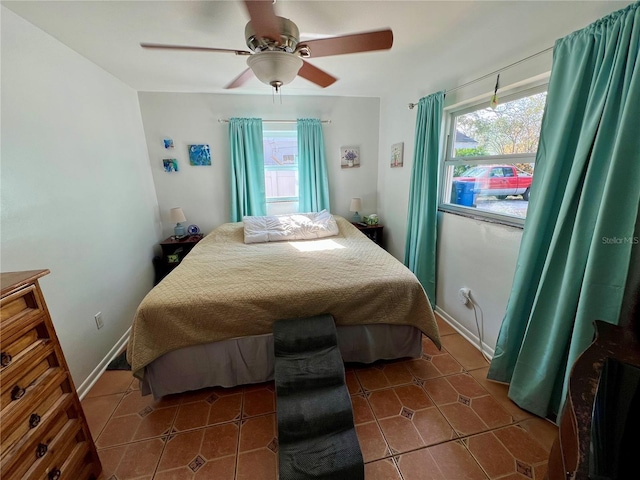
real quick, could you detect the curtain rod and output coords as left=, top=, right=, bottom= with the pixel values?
left=218, top=119, right=331, bottom=124
left=408, top=45, right=554, bottom=109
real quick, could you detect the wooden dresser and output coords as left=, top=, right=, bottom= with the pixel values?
left=0, top=270, right=101, bottom=480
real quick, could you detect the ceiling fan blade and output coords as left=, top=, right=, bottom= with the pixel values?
left=243, top=0, right=281, bottom=43
left=141, top=43, right=251, bottom=55
left=298, top=29, right=393, bottom=58
left=224, top=68, right=255, bottom=89
left=298, top=61, right=337, bottom=88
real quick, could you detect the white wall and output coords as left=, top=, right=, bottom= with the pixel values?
left=138, top=93, right=380, bottom=238
left=1, top=7, right=160, bottom=389
left=436, top=214, right=522, bottom=351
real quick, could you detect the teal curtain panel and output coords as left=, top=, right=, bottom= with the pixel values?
left=298, top=118, right=330, bottom=213
left=229, top=118, right=266, bottom=222
left=488, top=3, right=640, bottom=419
left=404, top=91, right=445, bottom=307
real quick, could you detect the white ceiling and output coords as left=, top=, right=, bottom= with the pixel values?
left=2, top=1, right=632, bottom=97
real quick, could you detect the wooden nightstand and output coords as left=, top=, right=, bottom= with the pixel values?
left=154, top=234, right=204, bottom=283
left=352, top=223, right=384, bottom=247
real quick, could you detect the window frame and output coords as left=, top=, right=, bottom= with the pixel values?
left=263, top=129, right=298, bottom=205
left=439, top=82, right=548, bottom=228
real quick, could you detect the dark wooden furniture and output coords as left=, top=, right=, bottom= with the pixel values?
left=547, top=320, right=640, bottom=480
left=0, top=270, right=101, bottom=480
left=352, top=223, right=384, bottom=247
left=155, top=234, right=204, bottom=283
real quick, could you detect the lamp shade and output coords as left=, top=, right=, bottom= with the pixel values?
left=350, top=198, right=363, bottom=213
left=169, top=207, right=186, bottom=224
left=247, top=51, right=303, bottom=88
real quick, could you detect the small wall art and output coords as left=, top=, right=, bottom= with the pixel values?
left=391, top=142, right=404, bottom=168
left=163, top=138, right=174, bottom=149
left=188, top=144, right=211, bottom=166
left=340, top=146, right=360, bottom=169
left=163, top=158, right=179, bottom=172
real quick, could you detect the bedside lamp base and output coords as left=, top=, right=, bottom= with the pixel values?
left=351, top=212, right=361, bottom=223
left=174, top=223, right=186, bottom=237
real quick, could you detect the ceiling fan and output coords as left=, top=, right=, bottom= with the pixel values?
left=140, top=0, right=393, bottom=91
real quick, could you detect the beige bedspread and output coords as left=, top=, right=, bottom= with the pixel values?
left=128, top=216, right=440, bottom=380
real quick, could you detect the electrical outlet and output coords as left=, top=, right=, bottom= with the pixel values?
left=458, top=288, right=471, bottom=305
left=94, top=312, right=104, bottom=330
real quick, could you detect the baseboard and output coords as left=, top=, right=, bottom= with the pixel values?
left=435, top=306, right=495, bottom=360
left=77, top=327, right=131, bottom=400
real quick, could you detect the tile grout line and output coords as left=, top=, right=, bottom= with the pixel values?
left=357, top=358, right=492, bottom=478
left=391, top=455, right=406, bottom=480
left=334, top=363, right=529, bottom=477
left=359, top=358, right=445, bottom=454
left=359, top=363, right=445, bottom=463
left=233, top=388, right=245, bottom=480
left=149, top=393, right=182, bottom=479
left=357, top=370, right=396, bottom=463
left=415, top=357, right=524, bottom=435
left=458, top=435, right=492, bottom=479
left=95, top=406, right=278, bottom=451
left=93, top=387, right=129, bottom=449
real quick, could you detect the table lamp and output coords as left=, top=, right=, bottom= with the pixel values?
left=170, top=207, right=187, bottom=237
left=350, top=198, right=363, bottom=223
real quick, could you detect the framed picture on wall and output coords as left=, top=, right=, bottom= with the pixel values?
left=163, top=158, right=179, bottom=172
left=188, top=144, right=211, bottom=166
left=340, top=146, right=360, bottom=169
left=391, top=142, right=404, bottom=168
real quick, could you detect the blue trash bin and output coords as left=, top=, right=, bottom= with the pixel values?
left=452, top=181, right=476, bottom=206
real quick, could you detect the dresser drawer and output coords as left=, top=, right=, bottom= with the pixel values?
left=1, top=369, right=71, bottom=456
left=1, top=342, right=60, bottom=412
left=0, top=285, right=44, bottom=332
left=1, top=320, right=51, bottom=386
left=41, top=440, right=92, bottom=480
left=3, top=402, right=84, bottom=480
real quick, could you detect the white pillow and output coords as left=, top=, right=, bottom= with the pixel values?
left=243, top=210, right=339, bottom=244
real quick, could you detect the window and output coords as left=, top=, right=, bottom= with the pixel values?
left=441, top=85, right=547, bottom=225
left=263, top=130, right=298, bottom=214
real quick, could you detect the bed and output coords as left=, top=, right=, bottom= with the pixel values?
left=128, top=215, right=440, bottom=398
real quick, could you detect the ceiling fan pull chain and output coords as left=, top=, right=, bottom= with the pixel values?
left=271, top=85, right=283, bottom=103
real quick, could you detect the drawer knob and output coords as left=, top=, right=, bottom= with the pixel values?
left=0, top=352, right=11, bottom=367
left=36, top=442, right=48, bottom=458
left=11, top=385, right=26, bottom=401
left=48, top=468, right=61, bottom=480
left=29, top=413, right=41, bottom=428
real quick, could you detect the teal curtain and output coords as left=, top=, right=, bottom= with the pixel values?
left=298, top=118, right=330, bottom=212
left=229, top=118, right=266, bottom=221
left=488, top=3, right=640, bottom=419
left=404, top=92, right=445, bottom=307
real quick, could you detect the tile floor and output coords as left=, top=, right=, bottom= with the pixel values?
left=83, top=315, right=558, bottom=479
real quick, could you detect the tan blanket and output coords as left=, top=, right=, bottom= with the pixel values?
left=128, top=216, right=440, bottom=379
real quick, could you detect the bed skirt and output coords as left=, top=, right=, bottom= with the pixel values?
left=141, top=324, right=422, bottom=398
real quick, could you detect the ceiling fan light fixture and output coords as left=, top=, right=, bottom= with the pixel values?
left=247, top=51, right=303, bottom=89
